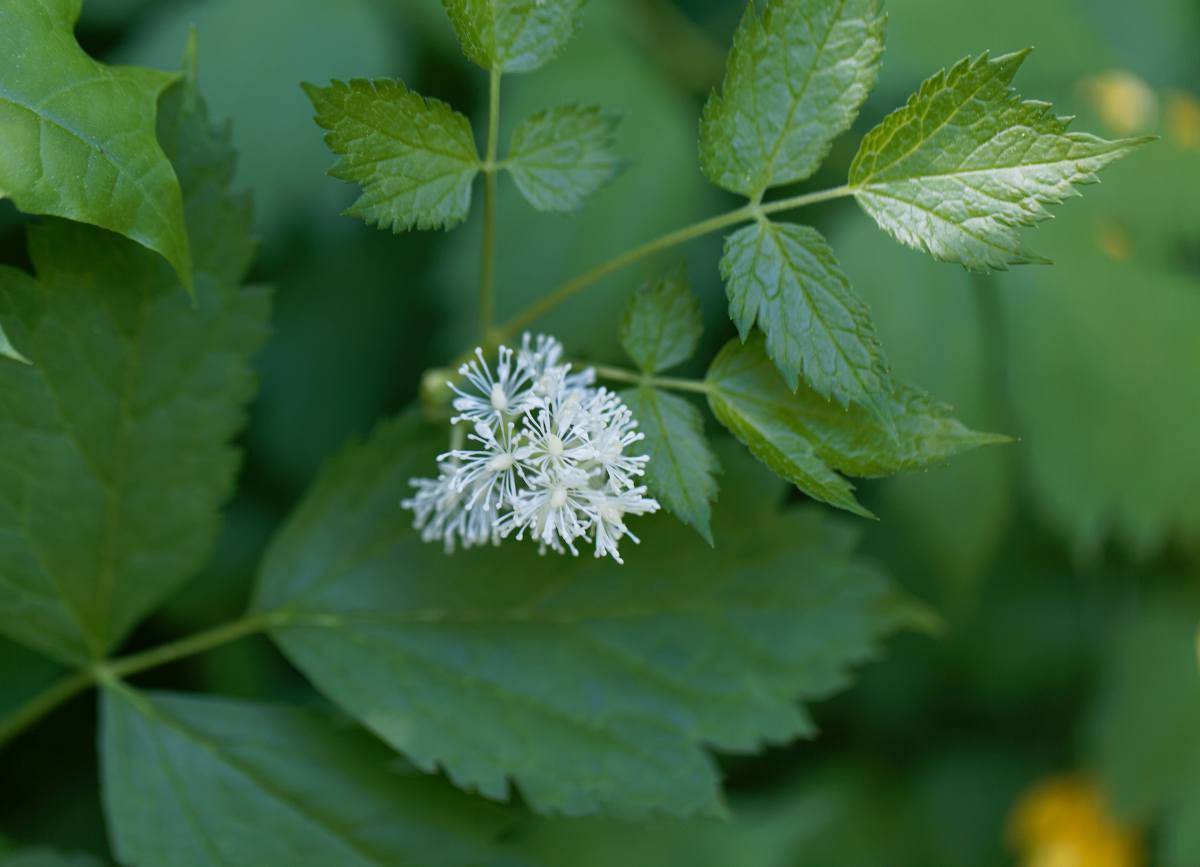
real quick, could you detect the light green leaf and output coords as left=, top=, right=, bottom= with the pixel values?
left=0, top=320, right=29, bottom=364
left=621, top=387, right=719, bottom=544
left=849, top=50, right=1150, bottom=270
left=441, top=0, right=586, bottom=73
left=0, top=68, right=269, bottom=665
left=700, top=0, right=885, bottom=198
left=618, top=264, right=702, bottom=374
left=721, top=221, right=890, bottom=415
left=706, top=336, right=1007, bottom=519
left=506, top=105, right=621, bottom=212
left=305, top=79, right=480, bottom=232
left=0, top=852, right=104, bottom=867
left=0, top=0, right=192, bottom=290
left=254, top=414, right=913, bottom=818
left=101, top=686, right=516, bottom=867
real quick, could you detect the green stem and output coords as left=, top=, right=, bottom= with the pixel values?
left=592, top=363, right=713, bottom=395
left=0, top=670, right=93, bottom=749
left=480, top=66, right=503, bottom=339
left=105, top=612, right=276, bottom=680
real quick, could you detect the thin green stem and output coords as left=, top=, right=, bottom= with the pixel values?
left=0, top=669, right=93, bottom=749
left=480, top=66, right=503, bottom=339
left=106, top=612, right=277, bottom=680
left=592, top=363, right=713, bottom=395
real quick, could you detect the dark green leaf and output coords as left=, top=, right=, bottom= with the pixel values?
left=441, top=0, right=586, bottom=73
left=706, top=336, right=1007, bottom=518
left=700, top=0, right=885, bottom=197
left=0, top=0, right=192, bottom=289
left=254, top=414, right=913, bottom=818
left=0, top=852, right=105, bottom=867
left=721, top=221, right=890, bottom=414
left=101, top=685, right=516, bottom=867
left=621, top=387, right=719, bottom=544
left=305, top=79, right=480, bottom=232
left=618, top=264, right=702, bottom=374
left=0, top=66, right=269, bottom=664
left=506, top=105, right=621, bottom=212
left=849, top=50, right=1150, bottom=270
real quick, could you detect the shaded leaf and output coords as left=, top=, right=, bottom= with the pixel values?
left=254, top=413, right=913, bottom=819
left=618, top=264, right=702, bottom=374
left=0, top=321, right=29, bottom=365
left=700, top=0, right=885, bottom=197
left=621, top=387, right=718, bottom=544
left=706, top=336, right=1006, bottom=518
left=101, top=686, right=516, bottom=867
left=0, top=66, right=269, bottom=664
left=441, top=0, right=586, bottom=73
left=305, top=79, right=479, bottom=232
left=0, top=0, right=192, bottom=289
left=849, top=50, right=1150, bottom=270
left=506, top=105, right=621, bottom=212
left=721, top=221, right=890, bottom=414
left=0, top=852, right=105, bottom=867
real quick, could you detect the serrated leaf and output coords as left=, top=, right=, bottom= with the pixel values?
left=441, top=0, right=586, bottom=73
left=849, top=50, right=1150, bottom=270
left=305, top=79, right=480, bottom=232
left=506, top=105, right=621, bottom=212
left=621, top=387, right=719, bottom=544
left=618, top=264, right=702, bottom=374
left=706, top=336, right=1006, bottom=518
left=700, top=0, right=885, bottom=198
left=0, top=0, right=192, bottom=290
left=721, top=221, right=890, bottom=415
left=253, top=413, right=912, bottom=819
left=0, top=68, right=269, bottom=664
left=100, top=686, right=516, bottom=867
left=0, top=853, right=105, bottom=867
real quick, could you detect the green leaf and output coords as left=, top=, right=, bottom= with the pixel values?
left=700, top=0, right=885, bottom=198
left=618, top=264, right=702, bottom=374
left=506, top=105, right=621, bottom=212
left=101, top=685, right=516, bottom=867
left=0, top=66, right=269, bottom=664
left=305, top=79, right=480, bottom=232
left=0, top=320, right=29, bottom=364
left=0, top=852, right=104, bottom=867
left=441, top=0, right=587, bottom=73
left=706, top=336, right=1007, bottom=519
left=721, top=221, right=890, bottom=415
left=848, top=50, right=1151, bottom=270
left=254, top=414, right=913, bottom=819
left=621, top=387, right=719, bottom=544
left=0, top=0, right=192, bottom=290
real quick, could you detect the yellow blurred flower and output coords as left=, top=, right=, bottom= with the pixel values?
left=1008, top=775, right=1143, bottom=867
left=1080, top=71, right=1159, bottom=135
left=1166, top=91, right=1200, bottom=150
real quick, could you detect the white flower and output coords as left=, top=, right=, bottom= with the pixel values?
left=403, top=334, right=660, bottom=564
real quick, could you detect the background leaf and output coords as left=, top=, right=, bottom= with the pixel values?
left=0, top=0, right=191, bottom=288
left=0, top=852, right=105, bottom=867
left=441, top=0, right=587, bottom=74
left=618, top=264, right=702, bottom=374
left=506, top=105, right=621, bottom=213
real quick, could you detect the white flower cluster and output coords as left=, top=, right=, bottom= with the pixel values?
left=403, top=334, right=659, bottom=563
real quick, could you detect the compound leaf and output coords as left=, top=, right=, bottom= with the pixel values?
left=700, top=0, right=885, bottom=197
left=101, top=686, right=516, bottom=867
left=506, top=105, right=621, bottom=212
left=305, top=79, right=480, bottom=232
left=0, top=64, right=269, bottom=665
left=849, top=50, right=1151, bottom=270
left=253, top=414, right=913, bottom=819
left=441, top=0, right=586, bottom=73
left=619, top=264, right=702, bottom=374
left=721, top=221, right=890, bottom=415
left=706, top=336, right=1007, bottom=518
left=0, top=0, right=192, bottom=289
left=621, top=386, right=719, bottom=544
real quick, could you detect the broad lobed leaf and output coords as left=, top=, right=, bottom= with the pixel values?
left=101, top=685, right=517, bottom=867
left=253, top=414, right=913, bottom=819
left=618, top=264, right=702, bottom=374
left=0, top=63, right=269, bottom=664
left=506, top=105, right=621, bottom=212
left=305, top=79, right=480, bottom=232
left=621, top=386, right=719, bottom=544
left=700, top=0, right=884, bottom=197
left=441, top=0, right=586, bottom=73
left=849, top=50, right=1150, bottom=270
left=706, top=336, right=1007, bottom=518
left=721, top=221, right=890, bottom=415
